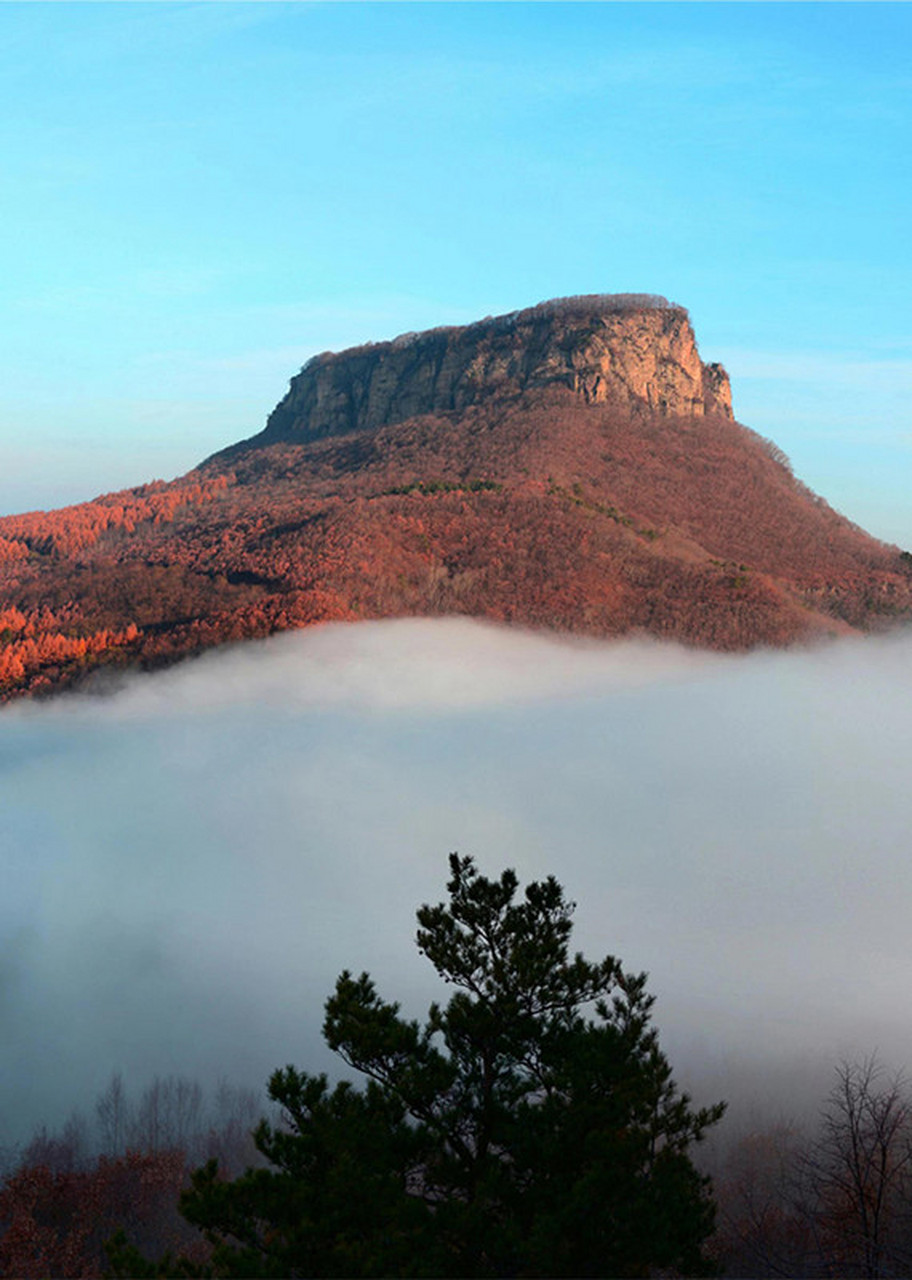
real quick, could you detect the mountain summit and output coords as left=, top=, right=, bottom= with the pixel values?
left=244, top=295, right=733, bottom=450
left=1, top=295, right=910, bottom=698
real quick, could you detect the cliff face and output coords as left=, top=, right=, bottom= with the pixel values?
left=257, top=294, right=733, bottom=446
left=4, top=291, right=911, bottom=703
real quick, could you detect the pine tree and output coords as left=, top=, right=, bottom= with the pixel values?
left=109, top=855, right=724, bottom=1277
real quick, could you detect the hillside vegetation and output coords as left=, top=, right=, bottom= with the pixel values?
left=1, top=297, right=909, bottom=699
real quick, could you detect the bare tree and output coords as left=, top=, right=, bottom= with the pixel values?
left=161, top=1076, right=203, bottom=1151
left=200, top=1080, right=264, bottom=1175
left=129, top=1075, right=203, bottom=1153
left=95, top=1070, right=130, bottom=1157
left=712, top=1120, right=823, bottom=1277
left=800, top=1057, right=912, bottom=1278
left=20, top=1110, right=90, bottom=1174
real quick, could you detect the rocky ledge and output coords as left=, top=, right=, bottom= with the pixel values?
left=255, top=294, right=733, bottom=447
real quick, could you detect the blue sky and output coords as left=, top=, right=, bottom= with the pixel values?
left=1, top=3, right=910, bottom=545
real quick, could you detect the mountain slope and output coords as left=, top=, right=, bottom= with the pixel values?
left=1, top=294, right=909, bottom=699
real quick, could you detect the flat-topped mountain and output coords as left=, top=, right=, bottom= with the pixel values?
left=241, top=295, right=733, bottom=450
left=1, top=294, right=910, bottom=698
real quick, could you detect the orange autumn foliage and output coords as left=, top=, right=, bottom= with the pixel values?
left=1, top=380, right=910, bottom=701
left=0, top=1151, right=199, bottom=1279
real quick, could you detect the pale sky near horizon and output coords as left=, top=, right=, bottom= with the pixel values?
left=1, top=3, right=910, bottom=545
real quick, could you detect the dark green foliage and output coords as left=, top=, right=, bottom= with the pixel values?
left=112, top=856, right=723, bottom=1277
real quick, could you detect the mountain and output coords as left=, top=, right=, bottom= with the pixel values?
left=1, top=293, right=910, bottom=699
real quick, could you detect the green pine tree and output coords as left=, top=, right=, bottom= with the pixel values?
left=108, top=854, right=724, bottom=1278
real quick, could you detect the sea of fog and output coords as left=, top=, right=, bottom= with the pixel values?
left=3, top=617, right=912, bottom=1148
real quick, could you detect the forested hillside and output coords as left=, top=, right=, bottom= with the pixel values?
left=2, top=295, right=909, bottom=700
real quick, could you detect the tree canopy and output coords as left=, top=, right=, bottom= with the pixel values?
left=111, top=855, right=724, bottom=1277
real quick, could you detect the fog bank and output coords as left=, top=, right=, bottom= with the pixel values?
left=3, top=618, right=912, bottom=1144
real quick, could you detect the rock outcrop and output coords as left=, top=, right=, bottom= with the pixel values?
left=256, top=294, right=733, bottom=447
left=4, top=291, right=911, bottom=702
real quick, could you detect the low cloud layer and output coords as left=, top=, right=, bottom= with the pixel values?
left=3, top=619, right=912, bottom=1145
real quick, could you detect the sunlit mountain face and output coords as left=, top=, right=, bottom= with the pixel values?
left=2, top=295, right=910, bottom=703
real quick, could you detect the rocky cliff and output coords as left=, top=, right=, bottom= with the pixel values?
left=254, top=294, right=733, bottom=448
left=2, top=293, right=910, bottom=702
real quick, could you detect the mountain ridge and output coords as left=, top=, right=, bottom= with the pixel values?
left=216, top=293, right=732, bottom=459
left=1, top=295, right=909, bottom=699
